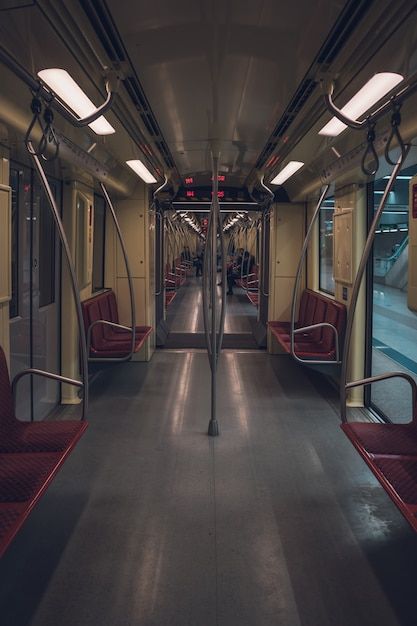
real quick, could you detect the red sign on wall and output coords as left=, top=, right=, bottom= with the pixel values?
left=413, top=184, right=417, bottom=219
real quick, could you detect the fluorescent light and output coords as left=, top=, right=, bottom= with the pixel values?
left=126, top=159, right=157, bottom=184
left=270, top=161, right=304, bottom=185
left=319, top=73, right=404, bottom=137
left=38, top=69, right=115, bottom=135
left=383, top=175, right=412, bottom=180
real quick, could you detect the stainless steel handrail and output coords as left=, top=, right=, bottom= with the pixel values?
left=153, top=175, right=169, bottom=297
left=340, top=147, right=410, bottom=422
left=86, top=182, right=137, bottom=363
left=155, top=210, right=164, bottom=296
left=321, top=79, right=417, bottom=133
left=203, top=154, right=225, bottom=436
left=12, top=369, right=83, bottom=412
left=26, top=141, right=88, bottom=420
left=292, top=322, right=340, bottom=365
left=40, top=76, right=119, bottom=128
left=259, top=174, right=274, bottom=297
left=345, top=372, right=417, bottom=422
left=289, top=186, right=331, bottom=365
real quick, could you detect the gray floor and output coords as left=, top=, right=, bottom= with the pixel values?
left=0, top=351, right=416, bottom=626
left=167, top=277, right=257, bottom=334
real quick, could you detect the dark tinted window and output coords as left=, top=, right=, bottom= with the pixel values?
left=9, top=168, right=19, bottom=318
left=92, top=195, right=106, bottom=292
left=319, top=199, right=335, bottom=295
left=39, top=181, right=57, bottom=308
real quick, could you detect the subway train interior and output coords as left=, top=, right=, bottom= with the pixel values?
left=2, top=1, right=417, bottom=624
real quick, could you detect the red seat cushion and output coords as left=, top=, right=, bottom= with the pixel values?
left=82, top=291, right=152, bottom=356
left=342, top=422, right=417, bottom=456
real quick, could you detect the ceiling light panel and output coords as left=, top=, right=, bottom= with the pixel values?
left=319, top=72, right=404, bottom=137
left=126, top=159, right=157, bottom=184
left=38, top=69, right=115, bottom=135
left=270, top=161, right=304, bottom=185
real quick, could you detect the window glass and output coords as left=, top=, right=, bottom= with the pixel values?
left=76, top=193, right=89, bottom=289
left=39, top=181, right=57, bottom=307
left=9, top=168, right=19, bottom=318
left=319, top=198, right=335, bottom=295
left=92, top=195, right=106, bottom=292
left=370, top=166, right=417, bottom=421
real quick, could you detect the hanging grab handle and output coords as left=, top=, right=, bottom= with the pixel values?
left=385, top=102, right=406, bottom=165
left=25, top=97, right=60, bottom=161
left=361, top=122, right=379, bottom=177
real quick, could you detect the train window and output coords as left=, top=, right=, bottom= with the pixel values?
left=369, top=166, right=417, bottom=421
left=75, top=192, right=90, bottom=289
left=92, top=194, right=106, bottom=292
left=319, top=198, right=335, bottom=295
left=39, top=181, right=57, bottom=308
left=9, top=168, right=19, bottom=318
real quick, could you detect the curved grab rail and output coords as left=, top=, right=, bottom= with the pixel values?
left=345, top=372, right=417, bottom=422
left=26, top=140, right=88, bottom=419
left=12, top=369, right=83, bottom=413
left=322, top=79, right=417, bottom=133
left=340, top=146, right=410, bottom=422
left=43, top=76, right=119, bottom=128
left=289, top=185, right=331, bottom=364
left=154, top=210, right=164, bottom=296
left=292, top=322, right=340, bottom=365
left=322, top=82, right=364, bottom=131
left=86, top=182, right=137, bottom=363
left=153, top=175, right=169, bottom=297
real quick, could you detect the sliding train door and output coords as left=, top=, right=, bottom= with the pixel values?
left=9, top=163, right=61, bottom=421
left=366, top=164, right=417, bottom=421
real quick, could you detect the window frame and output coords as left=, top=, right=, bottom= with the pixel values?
left=92, top=193, right=107, bottom=293
left=318, top=200, right=335, bottom=296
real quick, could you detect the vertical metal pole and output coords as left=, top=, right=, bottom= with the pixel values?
left=340, top=148, right=409, bottom=421
left=27, top=144, right=88, bottom=419
left=208, top=155, right=219, bottom=436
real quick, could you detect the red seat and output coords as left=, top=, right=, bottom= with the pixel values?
left=165, top=291, right=177, bottom=306
left=0, top=348, right=87, bottom=454
left=0, top=345, right=88, bottom=556
left=268, top=289, right=346, bottom=361
left=82, top=290, right=152, bottom=358
left=341, top=421, right=417, bottom=532
left=342, top=422, right=417, bottom=457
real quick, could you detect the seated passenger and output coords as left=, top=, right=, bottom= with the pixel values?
left=227, top=249, right=254, bottom=295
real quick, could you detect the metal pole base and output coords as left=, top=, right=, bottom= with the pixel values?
left=207, top=419, right=220, bottom=437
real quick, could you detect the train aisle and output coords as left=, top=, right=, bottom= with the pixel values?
left=0, top=351, right=415, bottom=626
left=167, top=277, right=257, bottom=333
left=166, top=277, right=258, bottom=348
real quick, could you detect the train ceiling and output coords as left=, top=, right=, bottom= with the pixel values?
left=93, top=0, right=345, bottom=182
left=0, top=0, right=416, bottom=198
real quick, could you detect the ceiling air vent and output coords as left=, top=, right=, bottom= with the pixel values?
left=82, top=0, right=177, bottom=173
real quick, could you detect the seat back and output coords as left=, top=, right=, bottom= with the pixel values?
left=302, top=292, right=317, bottom=327
left=82, top=291, right=121, bottom=351
left=321, top=300, right=346, bottom=353
left=298, top=290, right=309, bottom=324
left=0, top=346, right=17, bottom=430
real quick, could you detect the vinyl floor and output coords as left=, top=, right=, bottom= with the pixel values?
left=0, top=351, right=416, bottom=626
